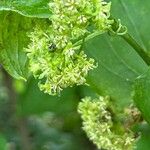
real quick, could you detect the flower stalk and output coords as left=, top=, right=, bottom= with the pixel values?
left=109, top=19, right=150, bottom=65
left=121, top=33, right=150, bottom=65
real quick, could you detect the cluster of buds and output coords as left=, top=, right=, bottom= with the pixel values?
left=78, top=96, right=136, bottom=150
left=27, top=0, right=112, bottom=95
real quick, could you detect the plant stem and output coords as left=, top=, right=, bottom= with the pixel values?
left=73, top=31, right=104, bottom=47
left=110, top=18, right=150, bottom=65
left=18, top=118, right=32, bottom=150
left=2, top=69, right=32, bottom=150
left=75, top=17, right=150, bottom=65
left=121, top=33, right=150, bottom=65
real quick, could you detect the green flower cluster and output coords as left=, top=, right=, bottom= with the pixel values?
left=78, top=96, right=136, bottom=150
left=26, top=0, right=112, bottom=95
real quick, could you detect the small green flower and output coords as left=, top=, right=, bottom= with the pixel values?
left=26, top=0, right=112, bottom=95
left=78, top=96, right=136, bottom=150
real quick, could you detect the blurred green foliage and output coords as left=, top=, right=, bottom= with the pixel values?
left=0, top=0, right=150, bottom=149
left=0, top=71, right=95, bottom=150
left=0, top=71, right=150, bottom=150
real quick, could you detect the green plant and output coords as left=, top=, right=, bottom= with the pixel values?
left=1, top=0, right=150, bottom=150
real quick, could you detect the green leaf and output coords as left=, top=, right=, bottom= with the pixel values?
left=0, top=12, right=47, bottom=80
left=85, top=34, right=148, bottom=107
left=0, top=1, right=52, bottom=79
left=136, top=133, right=150, bottom=150
left=0, top=12, right=35, bottom=80
left=0, top=0, right=51, bottom=18
left=133, top=68, right=150, bottom=124
left=85, top=0, right=149, bottom=106
left=134, top=123, right=150, bottom=150
left=16, top=78, right=79, bottom=116
left=0, top=135, right=7, bottom=150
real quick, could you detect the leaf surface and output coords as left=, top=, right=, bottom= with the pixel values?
left=0, top=0, right=51, bottom=18
left=0, top=135, right=7, bottom=150
left=133, top=68, right=150, bottom=124
left=0, top=12, right=46, bottom=80
left=16, top=79, right=79, bottom=116
left=85, top=0, right=149, bottom=106
left=134, top=123, right=150, bottom=150
left=0, top=12, right=34, bottom=79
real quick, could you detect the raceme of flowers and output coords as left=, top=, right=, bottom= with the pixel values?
left=78, top=96, right=136, bottom=150
left=26, top=0, right=112, bottom=95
